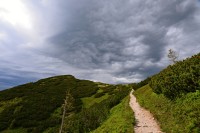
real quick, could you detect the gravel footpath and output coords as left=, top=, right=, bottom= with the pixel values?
left=129, top=90, right=163, bottom=133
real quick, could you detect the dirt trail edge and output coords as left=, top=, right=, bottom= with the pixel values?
left=129, top=90, right=163, bottom=133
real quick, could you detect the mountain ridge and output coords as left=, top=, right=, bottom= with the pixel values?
left=0, top=75, right=132, bottom=133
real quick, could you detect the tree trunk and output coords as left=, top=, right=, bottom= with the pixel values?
left=59, top=101, right=66, bottom=133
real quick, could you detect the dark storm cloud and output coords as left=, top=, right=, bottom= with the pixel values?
left=43, top=0, right=200, bottom=82
left=156, top=0, right=196, bottom=26
left=0, top=0, right=200, bottom=89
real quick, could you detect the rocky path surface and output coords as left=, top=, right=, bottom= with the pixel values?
left=129, top=90, right=163, bottom=133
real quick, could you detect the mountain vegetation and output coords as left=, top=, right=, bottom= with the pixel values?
left=0, top=75, right=132, bottom=133
left=91, top=96, right=135, bottom=133
left=134, top=85, right=200, bottom=133
left=61, top=84, right=131, bottom=133
left=0, top=52, right=199, bottom=133
left=150, top=52, right=200, bottom=99
left=130, top=76, right=151, bottom=90
left=134, top=52, right=200, bottom=132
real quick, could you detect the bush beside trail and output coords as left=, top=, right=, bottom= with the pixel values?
left=149, top=53, right=200, bottom=99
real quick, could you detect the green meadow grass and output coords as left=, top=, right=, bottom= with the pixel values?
left=0, top=98, right=22, bottom=113
left=81, top=93, right=109, bottom=108
left=91, top=96, right=135, bottom=133
left=1, top=128, right=27, bottom=133
left=134, top=84, right=200, bottom=133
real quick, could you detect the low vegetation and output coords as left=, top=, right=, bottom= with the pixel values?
left=0, top=75, right=132, bottom=133
left=2, top=52, right=198, bottom=133
left=132, top=52, right=200, bottom=132
left=0, top=75, right=99, bottom=132
left=81, top=93, right=109, bottom=108
left=130, top=77, right=151, bottom=90
left=92, top=96, right=135, bottom=133
left=134, top=85, right=200, bottom=133
left=150, top=52, right=200, bottom=99
left=62, top=85, right=131, bottom=133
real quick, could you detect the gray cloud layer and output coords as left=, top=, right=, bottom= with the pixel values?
left=0, top=0, right=200, bottom=90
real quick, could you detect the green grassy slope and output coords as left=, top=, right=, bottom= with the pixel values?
left=91, top=96, right=135, bottom=133
left=62, top=85, right=131, bottom=133
left=133, top=53, right=200, bottom=133
left=81, top=93, right=109, bottom=108
left=134, top=85, right=200, bottom=133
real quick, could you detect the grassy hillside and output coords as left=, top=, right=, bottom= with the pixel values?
left=62, top=84, right=131, bottom=133
left=133, top=53, right=200, bottom=132
left=134, top=85, right=200, bottom=133
left=0, top=75, right=100, bottom=132
left=0, top=75, right=132, bottom=133
left=91, top=96, right=135, bottom=133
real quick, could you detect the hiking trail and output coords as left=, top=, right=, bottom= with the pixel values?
left=129, top=90, right=163, bottom=133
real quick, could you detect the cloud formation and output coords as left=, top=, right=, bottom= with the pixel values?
left=0, top=0, right=200, bottom=90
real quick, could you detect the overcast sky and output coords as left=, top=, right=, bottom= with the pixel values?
left=0, top=0, right=200, bottom=90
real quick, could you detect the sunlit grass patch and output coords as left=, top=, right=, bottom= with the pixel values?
left=81, top=93, right=109, bottom=108
left=134, top=84, right=200, bottom=133
left=91, top=96, right=135, bottom=133
left=0, top=98, right=22, bottom=113
left=2, top=128, right=27, bottom=133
